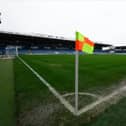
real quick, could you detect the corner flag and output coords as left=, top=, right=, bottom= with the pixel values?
left=76, top=32, right=95, bottom=54
left=74, top=31, right=95, bottom=114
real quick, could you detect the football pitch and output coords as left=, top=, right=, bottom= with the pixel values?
left=14, top=54, right=126, bottom=126
left=1, top=54, right=126, bottom=126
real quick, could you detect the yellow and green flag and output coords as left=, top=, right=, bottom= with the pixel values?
left=75, top=32, right=95, bottom=54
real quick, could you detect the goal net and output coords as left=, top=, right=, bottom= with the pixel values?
left=2, top=46, right=18, bottom=58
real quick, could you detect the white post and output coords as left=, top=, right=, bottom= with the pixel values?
left=75, top=50, right=79, bottom=114
left=16, top=46, right=18, bottom=56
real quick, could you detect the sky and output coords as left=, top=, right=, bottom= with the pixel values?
left=1, top=0, right=126, bottom=45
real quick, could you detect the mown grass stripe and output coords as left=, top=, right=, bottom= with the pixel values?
left=0, top=59, right=15, bottom=126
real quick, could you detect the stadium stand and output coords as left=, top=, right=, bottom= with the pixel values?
left=0, top=31, right=112, bottom=55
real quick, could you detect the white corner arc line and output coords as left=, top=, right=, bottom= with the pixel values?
left=17, top=56, right=76, bottom=115
left=62, top=92, right=99, bottom=98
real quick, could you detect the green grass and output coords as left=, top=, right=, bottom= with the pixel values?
left=1, top=54, right=126, bottom=126
left=14, top=54, right=126, bottom=126
left=0, top=59, right=15, bottom=126
left=85, top=97, right=126, bottom=126
left=20, top=54, right=126, bottom=92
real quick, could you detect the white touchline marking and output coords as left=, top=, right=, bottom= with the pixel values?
left=77, top=86, right=126, bottom=116
left=18, top=56, right=76, bottom=115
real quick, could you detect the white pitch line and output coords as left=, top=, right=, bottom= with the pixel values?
left=17, top=56, right=76, bottom=115
left=77, top=86, right=126, bottom=116
left=62, top=92, right=99, bottom=98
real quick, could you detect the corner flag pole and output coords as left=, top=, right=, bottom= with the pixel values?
left=75, top=49, right=79, bottom=114
left=74, top=31, right=94, bottom=114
